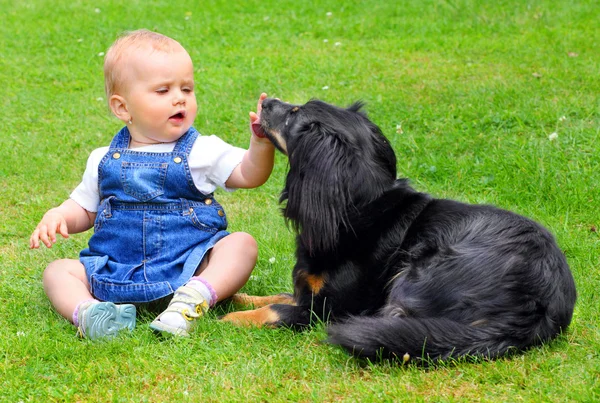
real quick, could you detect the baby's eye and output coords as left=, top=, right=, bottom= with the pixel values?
left=156, top=88, right=168, bottom=94
left=182, top=87, right=194, bottom=94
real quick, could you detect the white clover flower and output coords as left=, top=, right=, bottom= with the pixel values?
left=326, top=12, right=333, bottom=17
left=334, top=42, right=342, bottom=47
left=548, top=132, right=558, bottom=141
left=98, top=52, right=105, bottom=57
left=77, top=38, right=83, bottom=43
left=96, top=97, right=104, bottom=102
left=396, top=124, right=403, bottom=134
left=323, top=39, right=329, bottom=43
left=269, top=257, right=276, bottom=264
left=94, top=8, right=101, bottom=13
left=322, top=85, right=329, bottom=90
left=559, top=116, right=567, bottom=122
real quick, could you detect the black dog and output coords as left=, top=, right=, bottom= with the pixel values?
left=222, top=98, right=577, bottom=364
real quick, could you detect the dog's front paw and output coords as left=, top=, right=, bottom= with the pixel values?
left=220, top=305, right=282, bottom=327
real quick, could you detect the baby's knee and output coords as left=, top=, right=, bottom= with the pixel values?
left=235, top=232, right=258, bottom=249
left=43, top=259, right=85, bottom=284
left=227, top=232, right=258, bottom=259
left=43, top=259, right=65, bottom=279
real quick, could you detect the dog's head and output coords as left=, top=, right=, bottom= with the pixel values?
left=258, top=98, right=397, bottom=253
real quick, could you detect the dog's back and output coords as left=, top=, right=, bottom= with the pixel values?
left=328, top=188, right=577, bottom=364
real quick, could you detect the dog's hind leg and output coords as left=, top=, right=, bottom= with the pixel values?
left=229, top=293, right=295, bottom=309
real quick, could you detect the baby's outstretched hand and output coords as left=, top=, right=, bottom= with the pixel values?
left=30, top=209, right=70, bottom=249
left=250, top=92, right=268, bottom=139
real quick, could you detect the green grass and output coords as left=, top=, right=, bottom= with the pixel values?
left=1, top=0, right=599, bottom=401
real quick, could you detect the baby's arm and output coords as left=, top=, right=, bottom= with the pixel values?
left=226, top=93, right=275, bottom=189
left=30, top=199, right=95, bottom=249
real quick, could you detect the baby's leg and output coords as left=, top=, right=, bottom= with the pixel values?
left=43, top=258, right=93, bottom=323
left=150, top=232, right=257, bottom=336
left=195, top=231, right=257, bottom=301
left=43, top=258, right=135, bottom=338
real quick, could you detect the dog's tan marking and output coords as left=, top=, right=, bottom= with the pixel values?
left=297, top=270, right=326, bottom=294
left=221, top=305, right=281, bottom=327
left=230, top=293, right=295, bottom=309
left=292, top=106, right=299, bottom=112
left=267, top=129, right=288, bottom=155
left=307, top=274, right=325, bottom=294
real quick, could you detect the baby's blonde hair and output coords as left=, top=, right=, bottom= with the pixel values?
left=104, top=29, right=185, bottom=100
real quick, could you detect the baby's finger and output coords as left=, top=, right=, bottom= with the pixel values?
left=257, top=92, right=267, bottom=113
left=38, top=226, right=53, bottom=248
left=29, top=229, right=40, bottom=249
left=58, top=220, right=69, bottom=239
left=46, top=223, right=58, bottom=244
left=249, top=111, right=258, bottom=123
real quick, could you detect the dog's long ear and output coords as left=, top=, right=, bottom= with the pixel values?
left=279, top=100, right=397, bottom=254
left=281, top=121, right=352, bottom=254
left=283, top=117, right=395, bottom=254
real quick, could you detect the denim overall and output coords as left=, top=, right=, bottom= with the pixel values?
left=80, top=127, right=229, bottom=303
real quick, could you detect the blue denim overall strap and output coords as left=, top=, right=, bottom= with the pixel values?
left=80, top=126, right=229, bottom=303
left=98, top=126, right=204, bottom=203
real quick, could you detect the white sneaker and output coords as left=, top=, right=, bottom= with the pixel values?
left=149, top=285, right=209, bottom=336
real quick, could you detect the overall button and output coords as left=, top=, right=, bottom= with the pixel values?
left=113, top=152, right=121, bottom=159
left=173, top=156, right=182, bottom=164
left=218, top=210, right=224, bottom=217
left=205, top=199, right=213, bottom=205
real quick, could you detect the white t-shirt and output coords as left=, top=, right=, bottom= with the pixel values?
left=70, top=134, right=246, bottom=212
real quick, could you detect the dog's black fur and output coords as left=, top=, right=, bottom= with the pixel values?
left=240, top=98, right=577, bottom=364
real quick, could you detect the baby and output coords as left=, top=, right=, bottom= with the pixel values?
left=29, top=29, right=274, bottom=339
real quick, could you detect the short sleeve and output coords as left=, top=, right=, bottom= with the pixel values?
left=69, top=147, right=108, bottom=212
left=188, top=135, right=246, bottom=193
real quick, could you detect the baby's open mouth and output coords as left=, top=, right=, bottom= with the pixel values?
left=170, top=112, right=185, bottom=120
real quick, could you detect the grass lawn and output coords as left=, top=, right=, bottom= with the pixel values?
left=1, top=0, right=599, bottom=401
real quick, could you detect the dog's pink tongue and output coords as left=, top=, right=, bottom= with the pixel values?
left=251, top=119, right=266, bottom=138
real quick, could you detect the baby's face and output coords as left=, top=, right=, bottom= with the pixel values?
left=121, top=46, right=198, bottom=146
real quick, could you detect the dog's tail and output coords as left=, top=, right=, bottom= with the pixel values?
left=327, top=316, right=530, bottom=365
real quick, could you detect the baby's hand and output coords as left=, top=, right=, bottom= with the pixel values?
left=30, top=209, right=70, bottom=249
left=250, top=92, right=268, bottom=139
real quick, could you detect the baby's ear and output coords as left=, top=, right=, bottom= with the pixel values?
left=109, top=95, right=130, bottom=123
